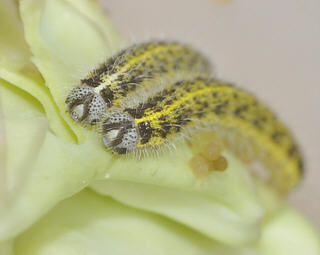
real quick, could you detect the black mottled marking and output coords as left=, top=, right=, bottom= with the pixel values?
left=138, top=121, right=153, bottom=144
left=161, top=86, right=175, bottom=97
left=158, top=121, right=172, bottom=138
left=271, top=131, right=284, bottom=143
left=196, top=111, right=205, bottom=118
left=174, top=125, right=181, bottom=132
left=175, top=81, right=184, bottom=87
left=223, top=100, right=229, bottom=106
left=173, top=63, right=180, bottom=70
left=81, top=54, right=124, bottom=87
left=253, top=119, right=261, bottom=128
left=165, top=99, right=173, bottom=106
left=100, top=87, right=114, bottom=107
left=154, top=107, right=163, bottom=113
left=260, top=116, right=267, bottom=122
left=214, top=105, right=223, bottom=115
left=116, top=69, right=153, bottom=97
left=212, top=92, right=218, bottom=97
left=152, top=54, right=160, bottom=62
left=81, top=76, right=102, bottom=88
left=125, top=108, right=143, bottom=119
left=234, top=105, right=248, bottom=116
left=288, top=144, right=298, bottom=157
left=114, top=147, right=127, bottom=154
left=298, top=158, right=304, bottom=175
left=185, top=86, right=191, bottom=92
left=193, top=97, right=201, bottom=104
left=125, top=95, right=167, bottom=119
left=159, top=66, right=167, bottom=73
left=117, top=74, right=124, bottom=81
left=174, top=112, right=191, bottom=127
left=90, top=119, right=99, bottom=125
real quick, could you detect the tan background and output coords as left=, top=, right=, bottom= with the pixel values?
left=101, top=0, right=320, bottom=228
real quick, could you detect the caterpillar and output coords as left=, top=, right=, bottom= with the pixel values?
left=65, top=41, right=211, bottom=125
left=101, top=78, right=303, bottom=192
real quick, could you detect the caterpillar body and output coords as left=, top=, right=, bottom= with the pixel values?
left=101, top=78, right=303, bottom=192
left=65, top=41, right=211, bottom=125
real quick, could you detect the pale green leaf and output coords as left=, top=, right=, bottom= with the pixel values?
left=91, top=151, right=264, bottom=245
left=0, top=0, right=71, bottom=141
left=13, top=189, right=233, bottom=255
left=0, top=80, right=112, bottom=240
left=12, top=187, right=320, bottom=255
left=19, top=0, right=123, bottom=142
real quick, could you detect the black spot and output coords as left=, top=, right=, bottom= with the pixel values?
left=110, top=137, right=123, bottom=147
left=100, top=87, right=114, bottom=107
left=176, top=81, right=184, bottom=86
left=271, top=131, right=284, bottom=142
left=261, top=117, right=267, bottom=122
left=81, top=76, right=102, bottom=87
left=174, top=113, right=191, bottom=127
left=234, top=105, right=248, bottom=116
left=160, top=121, right=173, bottom=137
left=196, top=111, right=204, bottom=118
left=298, top=158, right=304, bottom=176
left=165, top=100, right=173, bottom=105
left=212, top=92, right=218, bottom=97
left=173, top=63, right=180, bottom=70
left=288, top=145, right=298, bottom=157
left=125, top=108, right=144, bottom=119
left=115, top=147, right=127, bottom=154
left=214, top=105, right=223, bottom=115
left=117, top=74, right=124, bottom=81
left=138, top=121, right=153, bottom=144
left=253, top=119, right=260, bottom=127
left=154, top=107, right=163, bottom=113
left=82, top=55, right=122, bottom=87
left=90, top=119, right=99, bottom=125
left=159, top=66, right=167, bottom=73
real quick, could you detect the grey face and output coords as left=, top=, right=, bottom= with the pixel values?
left=65, top=85, right=106, bottom=124
left=102, top=112, right=139, bottom=154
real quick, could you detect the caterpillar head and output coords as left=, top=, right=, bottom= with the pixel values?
left=101, top=112, right=139, bottom=154
left=65, top=85, right=106, bottom=124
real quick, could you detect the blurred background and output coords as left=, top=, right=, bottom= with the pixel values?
left=101, top=0, right=320, bottom=228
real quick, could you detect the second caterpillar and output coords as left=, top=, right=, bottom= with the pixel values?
left=101, top=78, right=303, bottom=193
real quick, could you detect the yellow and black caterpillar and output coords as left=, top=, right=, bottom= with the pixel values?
left=65, top=41, right=211, bottom=124
left=101, top=78, right=303, bottom=192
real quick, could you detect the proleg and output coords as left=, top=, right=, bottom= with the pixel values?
left=65, top=41, right=211, bottom=124
left=101, top=78, right=303, bottom=193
